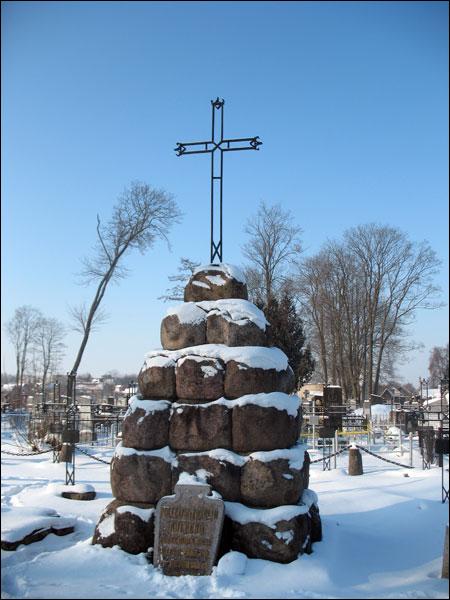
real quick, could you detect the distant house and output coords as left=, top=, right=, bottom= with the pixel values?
left=298, top=384, right=343, bottom=408
left=380, top=386, right=412, bottom=407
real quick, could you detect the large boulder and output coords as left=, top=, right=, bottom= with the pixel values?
left=232, top=402, right=301, bottom=453
left=92, top=499, right=155, bottom=555
left=138, top=356, right=176, bottom=400
left=175, top=356, right=225, bottom=402
left=160, top=303, right=207, bottom=350
left=111, top=444, right=173, bottom=504
left=224, top=361, right=295, bottom=399
left=184, top=265, right=248, bottom=302
left=224, top=504, right=311, bottom=563
left=174, top=450, right=242, bottom=502
left=206, top=312, right=267, bottom=347
left=121, top=398, right=171, bottom=450
left=169, top=402, right=232, bottom=452
left=240, top=455, right=305, bottom=508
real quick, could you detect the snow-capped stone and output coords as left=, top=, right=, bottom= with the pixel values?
left=92, top=499, right=155, bottom=555
left=122, top=397, right=171, bottom=450
left=111, top=444, right=174, bottom=504
left=161, top=303, right=207, bottom=350
left=1, top=506, right=75, bottom=551
left=174, top=451, right=241, bottom=502
left=175, top=356, right=225, bottom=402
left=138, top=359, right=176, bottom=400
left=169, top=401, right=232, bottom=452
left=185, top=264, right=248, bottom=302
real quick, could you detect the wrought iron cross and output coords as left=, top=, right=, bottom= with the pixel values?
left=175, top=98, right=262, bottom=263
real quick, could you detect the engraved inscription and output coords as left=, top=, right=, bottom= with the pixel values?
left=154, top=483, right=224, bottom=576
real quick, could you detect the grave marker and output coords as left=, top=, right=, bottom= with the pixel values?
left=154, top=482, right=224, bottom=576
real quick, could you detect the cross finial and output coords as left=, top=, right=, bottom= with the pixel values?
left=175, top=99, right=262, bottom=263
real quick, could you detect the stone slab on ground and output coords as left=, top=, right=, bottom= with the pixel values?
left=60, top=483, right=96, bottom=501
left=1, top=506, right=75, bottom=551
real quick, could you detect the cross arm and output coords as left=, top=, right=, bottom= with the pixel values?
left=174, top=140, right=215, bottom=156
left=220, top=136, right=262, bottom=152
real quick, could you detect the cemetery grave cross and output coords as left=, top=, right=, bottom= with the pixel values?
left=174, top=98, right=262, bottom=263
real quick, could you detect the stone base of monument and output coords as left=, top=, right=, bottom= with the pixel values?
left=232, top=403, right=301, bottom=452
left=206, top=312, right=267, bottom=347
left=161, top=310, right=207, bottom=350
left=224, top=361, right=295, bottom=398
left=169, top=402, right=232, bottom=451
left=111, top=444, right=174, bottom=504
left=92, top=499, right=155, bottom=555
left=138, top=357, right=176, bottom=399
left=1, top=506, right=75, bottom=551
left=61, top=483, right=96, bottom=501
left=241, top=457, right=305, bottom=508
left=174, top=451, right=242, bottom=502
left=175, top=356, right=225, bottom=401
left=121, top=399, right=171, bottom=450
left=223, top=503, right=313, bottom=564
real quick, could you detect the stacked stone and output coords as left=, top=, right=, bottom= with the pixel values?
left=93, top=264, right=321, bottom=563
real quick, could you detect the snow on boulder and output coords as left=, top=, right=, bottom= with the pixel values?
left=169, top=401, right=232, bottom=452
left=61, top=483, right=96, bottom=501
left=161, top=303, right=207, bottom=350
left=138, top=356, right=176, bottom=400
left=111, top=443, right=174, bottom=504
left=175, top=356, right=225, bottom=402
left=92, top=499, right=154, bottom=555
left=122, top=397, right=171, bottom=450
left=198, top=299, right=268, bottom=330
left=225, top=361, right=295, bottom=399
left=145, top=344, right=290, bottom=372
left=174, top=450, right=241, bottom=501
left=206, top=311, right=267, bottom=347
left=240, top=445, right=307, bottom=508
left=1, top=506, right=75, bottom=551
left=223, top=501, right=311, bottom=563
left=231, top=392, right=302, bottom=452
left=185, top=264, right=248, bottom=302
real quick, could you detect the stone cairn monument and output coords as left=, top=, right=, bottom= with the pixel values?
left=93, top=264, right=322, bottom=567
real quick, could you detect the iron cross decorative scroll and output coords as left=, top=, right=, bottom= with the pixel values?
left=174, top=98, right=262, bottom=263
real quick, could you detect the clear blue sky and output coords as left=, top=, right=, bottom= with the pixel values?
left=2, top=1, right=448, bottom=384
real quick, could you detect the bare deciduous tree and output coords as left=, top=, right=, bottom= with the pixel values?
left=242, top=201, right=302, bottom=306
left=297, top=223, right=442, bottom=402
left=4, top=306, right=42, bottom=403
left=33, top=317, right=66, bottom=399
left=159, top=257, right=200, bottom=302
left=428, top=344, right=449, bottom=387
left=68, top=181, right=181, bottom=396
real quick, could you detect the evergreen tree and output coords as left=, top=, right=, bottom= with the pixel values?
left=260, top=290, right=315, bottom=389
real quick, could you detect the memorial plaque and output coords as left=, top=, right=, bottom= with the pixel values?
left=153, top=482, right=224, bottom=576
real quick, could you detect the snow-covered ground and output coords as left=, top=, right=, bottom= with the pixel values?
left=1, top=422, right=448, bottom=599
